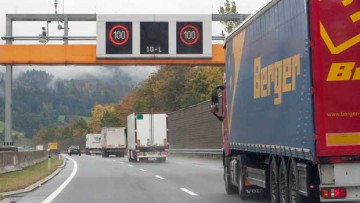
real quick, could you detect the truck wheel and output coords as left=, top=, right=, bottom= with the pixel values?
left=270, top=158, right=279, bottom=203
left=224, top=157, right=237, bottom=194
left=288, top=159, right=302, bottom=203
left=238, top=155, right=247, bottom=199
left=279, top=159, right=289, bottom=203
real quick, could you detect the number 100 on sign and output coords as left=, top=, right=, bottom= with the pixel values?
left=177, top=22, right=203, bottom=54
left=106, top=22, right=132, bottom=54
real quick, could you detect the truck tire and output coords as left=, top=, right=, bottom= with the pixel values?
left=288, top=159, right=303, bottom=203
left=270, top=158, right=279, bottom=203
left=237, top=155, right=247, bottom=199
left=279, top=158, right=289, bottom=203
left=224, top=157, right=237, bottom=194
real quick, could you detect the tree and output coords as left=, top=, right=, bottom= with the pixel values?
left=218, top=0, right=238, bottom=36
left=101, top=110, right=120, bottom=127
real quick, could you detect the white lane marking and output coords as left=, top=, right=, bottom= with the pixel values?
left=139, top=169, right=146, bottom=172
left=180, top=188, right=198, bottom=196
left=155, top=175, right=165, bottom=180
left=119, top=161, right=124, bottom=164
left=42, top=156, right=78, bottom=203
left=128, top=164, right=134, bottom=167
left=112, top=160, right=116, bottom=162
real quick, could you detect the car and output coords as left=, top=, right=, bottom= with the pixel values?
left=68, top=146, right=81, bottom=156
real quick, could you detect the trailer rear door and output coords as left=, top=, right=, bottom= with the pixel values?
left=311, top=0, right=360, bottom=156
left=136, top=113, right=168, bottom=147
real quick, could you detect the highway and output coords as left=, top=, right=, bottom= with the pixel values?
left=7, top=155, right=267, bottom=203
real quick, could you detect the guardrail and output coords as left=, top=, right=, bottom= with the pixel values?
left=168, top=149, right=223, bottom=155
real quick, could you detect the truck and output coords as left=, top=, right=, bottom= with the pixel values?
left=85, top=133, right=102, bottom=155
left=210, top=0, right=360, bottom=202
left=127, top=112, right=168, bottom=162
left=101, top=127, right=126, bottom=157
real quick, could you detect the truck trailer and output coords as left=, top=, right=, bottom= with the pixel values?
left=85, top=133, right=102, bottom=155
left=101, top=127, right=126, bottom=157
left=211, top=0, right=360, bottom=202
left=127, top=112, right=168, bottom=162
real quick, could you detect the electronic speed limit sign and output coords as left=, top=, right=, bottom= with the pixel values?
left=97, top=15, right=211, bottom=58
left=177, top=22, right=203, bottom=54
left=106, top=22, right=132, bottom=54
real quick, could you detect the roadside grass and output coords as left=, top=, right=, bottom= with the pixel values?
left=0, top=194, right=4, bottom=200
left=0, top=158, right=63, bottom=193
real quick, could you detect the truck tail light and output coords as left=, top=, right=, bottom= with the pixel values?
left=161, top=151, right=168, bottom=156
left=137, top=152, right=143, bottom=157
left=321, top=188, right=347, bottom=199
left=137, top=139, right=140, bottom=147
left=244, top=180, right=252, bottom=186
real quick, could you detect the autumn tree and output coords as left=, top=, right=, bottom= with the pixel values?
left=88, top=104, right=110, bottom=133
left=114, top=92, right=136, bottom=127
left=101, top=110, right=120, bottom=127
left=218, top=0, right=238, bottom=36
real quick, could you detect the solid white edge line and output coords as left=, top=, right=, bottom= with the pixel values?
left=155, top=175, right=165, bottom=180
left=180, top=188, right=198, bottom=196
left=140, top=169, right=146, bottom=172
left=42, top=156, right=78, bottom=203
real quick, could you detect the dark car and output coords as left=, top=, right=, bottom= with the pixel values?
left=68, top=146, right=81, bottom=156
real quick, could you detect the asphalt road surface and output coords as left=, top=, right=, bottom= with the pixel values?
left=7, top=155, right=269, bottom=203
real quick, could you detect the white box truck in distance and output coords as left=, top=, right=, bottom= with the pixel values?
left=127, top=113, right=168, bottom=162
left=85, top=134, right=101, bottom=155
left=101, top=127, right=126, bottom=157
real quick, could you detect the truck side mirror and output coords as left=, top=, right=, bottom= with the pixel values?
left=211, top=85, right=224, bottom=121
left=211, top=89, right=219, bottom=114
left=211, top=89, right=219, bottom=104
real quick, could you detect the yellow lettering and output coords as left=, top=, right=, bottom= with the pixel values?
left=353, top=67, right=360, bottom=80
left=267, top=64, right=274, bottom=96
left=282, top=57, right=292, bottom=92
left=253, top=53, right=301, bottom=105
left=327, top=62, right=355, bottom=81
left=274, top=61, right=283, bottom=105
left=292, top=54, right=300, bottom=90
left=254, top=57, right=261, bottom=98
left=261, top=67, right=268, bottom=97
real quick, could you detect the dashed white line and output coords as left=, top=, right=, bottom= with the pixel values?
left=139, top=169, right=147, bottom=172
left=42, top=156, right=78, bottom=203
left=180, top=188, right=198, bottom=196
left=119, top=161, right=124, bottom=164
left=112, top=160, right=116, bottom=162
left=155, top=175, right=165, bottom=180
left=128, top=164, right=134, bottom=167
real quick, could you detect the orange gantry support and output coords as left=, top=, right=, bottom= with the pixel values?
left=0, top=44, right=225, bottom=66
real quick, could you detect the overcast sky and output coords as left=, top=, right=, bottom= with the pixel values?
left=0, top=0, right=269, bottom=80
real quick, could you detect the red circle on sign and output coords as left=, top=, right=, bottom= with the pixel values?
left=180, top=25, right=200, bottom=45
left=109, top=25, right=130, bottom=46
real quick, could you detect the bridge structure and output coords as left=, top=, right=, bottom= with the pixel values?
left=0, top=13, right=249, bottom=146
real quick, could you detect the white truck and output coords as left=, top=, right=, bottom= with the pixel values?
left=127, top=112, right=168, bottom=162
left=85, top=134, right=102, bottom=155
left=101, top=127, right=126, bottom=157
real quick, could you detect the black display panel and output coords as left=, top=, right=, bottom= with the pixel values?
left=140, top=22, right=169, bottom=54
left=106, top=22, right=132, bottom=54
left=176, top=22, right=203, bottom=54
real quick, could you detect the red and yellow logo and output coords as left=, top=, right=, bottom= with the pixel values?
left=321, top=0, right=360, bottom=54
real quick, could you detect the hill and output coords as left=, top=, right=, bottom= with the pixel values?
left=0, top=69, right=132, bottom=139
